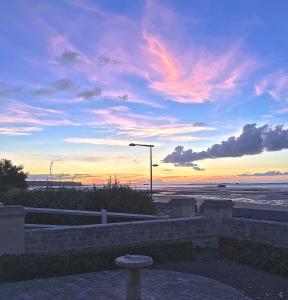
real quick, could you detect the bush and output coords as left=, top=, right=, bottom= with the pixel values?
left=0, top=240, right=195, bottom=282
left=220, top=237, right=288, bottom=278
left=1, top=183, right=157, bottom=225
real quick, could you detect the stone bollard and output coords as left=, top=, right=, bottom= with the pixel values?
left=169, top=198, right=196, bottom=218
left=115, top=254, right=153, bottom=300
left=202, top=200, right=234, bottom=231
left=0, top=205, right=26, bottom=255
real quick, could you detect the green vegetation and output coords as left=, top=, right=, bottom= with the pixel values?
left=220, top=238, right=288, bottom=278
left=1, top=180, right=157, bottom=224
left=0, top=240, right=195, bottom=282
left=0, top=159, right=27, bottom=193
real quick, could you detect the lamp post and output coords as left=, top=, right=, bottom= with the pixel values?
left=129, top=143, right=158, bottom=199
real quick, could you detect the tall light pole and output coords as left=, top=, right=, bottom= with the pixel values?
left=129, top=143, right=158, bottom=199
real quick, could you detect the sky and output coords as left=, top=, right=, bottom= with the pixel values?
left=0, top=0, right=288, bottom=184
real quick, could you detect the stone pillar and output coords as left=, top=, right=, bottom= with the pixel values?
left=0, top=205, right=26, bottom=255
left=203, top=200, right=234, bottom=230
left=169, top=198, right=196, bottom=218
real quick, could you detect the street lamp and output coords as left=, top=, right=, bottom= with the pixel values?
left=129, top=143, right=157, bottom=199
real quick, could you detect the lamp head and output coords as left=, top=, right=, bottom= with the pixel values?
left=152, top=164, right=159, bottom=167
left=129, top=143, right=136, bottom=146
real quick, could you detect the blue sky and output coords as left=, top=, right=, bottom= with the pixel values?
left=0, top=0, right=288, bottom=183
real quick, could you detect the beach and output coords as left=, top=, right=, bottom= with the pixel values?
left=152, top=184, right=288, bottom=210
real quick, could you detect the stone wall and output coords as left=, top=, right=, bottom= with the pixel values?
left=0, top=205, right=25, bottom=255
left=222, top=217, right=288, bottom=247
left=25, top=217, right=217, bottom=254
left=22, top=200, right=288, bottom=255
left=233, top=207, right=288, bottom=223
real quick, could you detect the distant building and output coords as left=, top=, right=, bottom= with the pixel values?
left=27, top=180, right=82, bottom=187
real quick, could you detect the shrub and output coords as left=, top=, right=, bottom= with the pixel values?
left=1, top=183, right=157, bottom=225
left=220, top=237, right=288, bottom=278
left=0, top=240, right=195, bottom=282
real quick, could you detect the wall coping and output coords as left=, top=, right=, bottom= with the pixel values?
left=203, top=200, right=234, bottom=208
left=0, top=206, right=26, bottom=217
left=25, top=216, right=209, bottom=233
left=169, top=198, right=196, bottom=205
left=224, top=217, right=288, bottom=227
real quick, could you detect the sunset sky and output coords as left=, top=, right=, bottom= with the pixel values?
left=1, top=0, right=288, bottom=184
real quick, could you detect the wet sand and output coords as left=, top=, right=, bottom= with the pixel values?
left=153, top=186, right=288, bottom=210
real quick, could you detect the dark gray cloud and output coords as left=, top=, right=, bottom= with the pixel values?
left=239, top=171, right=288, bottom=176
left=175, top=162, right=205, bottom=171
left=35, top=79, right=75, bottom=96
left=55, top=50, right=80, bottom=66
left=163, top=124, right=288, bottom=166
left=97, top=54, right=118, bottom=66
left=0, top=81, right=22, bottom=96
left=118, top=94, right=129, bottom=100
left=193, top=122, right=207, bottom=127
left=78, top=87, right=102, bottom=100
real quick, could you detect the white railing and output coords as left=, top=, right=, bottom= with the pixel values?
left=24, top=207, right=164, bottom=225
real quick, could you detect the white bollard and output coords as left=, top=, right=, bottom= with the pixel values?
left=101, top=209, right=107, bottom=224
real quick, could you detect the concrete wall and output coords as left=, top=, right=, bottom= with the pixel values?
left=222, top=217, right=288, bottom=247
left=25, top=217, right=217, bottom=254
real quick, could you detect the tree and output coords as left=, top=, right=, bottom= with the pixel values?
left=0, top=159, right=28, bottom=192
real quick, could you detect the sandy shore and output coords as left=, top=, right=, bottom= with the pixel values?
left=153, top=186, right=288, bottom=211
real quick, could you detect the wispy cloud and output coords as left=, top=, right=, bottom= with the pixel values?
left=255, top=71, right=288, bottom=101
left=65, top=137, right=162, bottom=147
left=103, top=90, right=165, bottom=108
left=0, top=126, right=42, bottom=136
left=89, top=106, right=214, bottom=140
left=239, top=171, right=288, bottom=176
left=0, top=100, right=80, bottom=128
left=144, top=33, right=255, bottom=103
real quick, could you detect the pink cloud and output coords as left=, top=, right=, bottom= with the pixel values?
left=255, top=72, right=288, bottom=101
left=89, top=106, right=215, bottom=140
left=26, top=0, right=258, bottom=105
left=103, top=90, right=165, bottom=108
left=90, top=106, right=170, bottom=130
left=0, top=100, right=81, bottom=127
left=144, top=33, right=256, bottom=103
